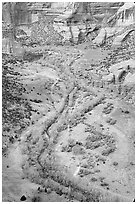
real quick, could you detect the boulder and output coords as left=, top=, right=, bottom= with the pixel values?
left=112, top=29, right=134, bottom=46
left=123, top=73, right=135, bottom=86
left=109, top=59, right=135, bottom=82
left=92, top=28, right=107, bottom=45
left=109, top=59, right=135, bottom=73
left=102, top=73, right=114, bottom=83
left=115, top=69, right=126, bottom=82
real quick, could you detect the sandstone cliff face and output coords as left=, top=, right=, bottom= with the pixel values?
left=2, top=2, right=135, bottom=49
left=30, top=2, right=135, bottom=45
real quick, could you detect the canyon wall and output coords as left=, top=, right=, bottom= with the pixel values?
left=2, top=2, right=135, bottom=50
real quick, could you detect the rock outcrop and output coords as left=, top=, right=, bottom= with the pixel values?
left=92, top=28, right=107, bottom=45
left=3, top=2, right=134, bottom=47
left=109, top=59, right=135, bottom=82
left=123, top=73, right=135, bottom=86
left=112, top=27, right=134, bottom=46
left=93, top=2, right=135, bottom=46
left=102, top=73, right=114, bottom=84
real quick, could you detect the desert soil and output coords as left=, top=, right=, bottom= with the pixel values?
left=2, top=41, right=135, bottom=202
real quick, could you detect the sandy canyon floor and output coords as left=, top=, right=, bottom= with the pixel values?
left=2, top=41, right=135, bottom=202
